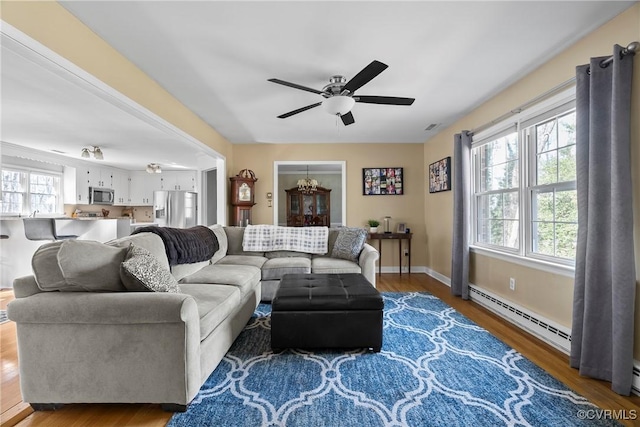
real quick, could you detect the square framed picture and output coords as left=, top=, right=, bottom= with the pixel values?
left=363, top=167, right=403, bottom=195
left=429, top=157, right=451, bottom=193
left=396, top=223, right=406, bottom=233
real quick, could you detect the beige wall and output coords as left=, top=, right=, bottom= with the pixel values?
left=232, top=143, right=425, bottom=270
left=424, top=5, right=640, bottom=356
left=0, top=1, right=234, bottom=164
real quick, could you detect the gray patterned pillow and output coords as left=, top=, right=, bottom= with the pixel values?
left=120, top=244, right=179, bottom=293
left=331, top=227, right=368, bottom=262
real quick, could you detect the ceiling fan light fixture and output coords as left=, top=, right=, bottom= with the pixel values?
left=322, top=96, right=355, bottom=116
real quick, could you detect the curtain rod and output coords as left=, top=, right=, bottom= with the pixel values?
left=470, top=41, right=638, bottom=136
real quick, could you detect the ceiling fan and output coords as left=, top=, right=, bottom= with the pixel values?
left=268, top=60, right=415, bottom=126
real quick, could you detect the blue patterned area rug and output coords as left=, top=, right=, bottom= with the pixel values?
left=168, top=292, right=619, bottom=427
left=0, top=309, right=8, bottom=324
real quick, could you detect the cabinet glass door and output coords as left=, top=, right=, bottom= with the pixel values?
left=290, top=194, right=300, bottom=215
left=303, top=195, right=314, bottom=216
left=316, top=194, right=327, bottom=215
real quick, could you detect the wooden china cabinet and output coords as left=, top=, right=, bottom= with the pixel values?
left=230, top=169, right=257, bottom=226
left=285, top=186, right=331, bottom=227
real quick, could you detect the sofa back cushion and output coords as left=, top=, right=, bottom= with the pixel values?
left=209, top=224, right=228, bottom=264
left=32, top=240, right=128, bottom=292
left=224, top=226, right=264, bottom=257
left=171, top=261, right=210, bottom=281
left=108, top=233, right=170, bottom=270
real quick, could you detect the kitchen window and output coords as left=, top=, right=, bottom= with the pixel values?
left=471, top=90, right=577, bottom=269
left=1, top=167, right=62, bottom=215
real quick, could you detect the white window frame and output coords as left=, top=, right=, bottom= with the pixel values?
left=1, top=165, right=63, bottom=216
left=470, top=88, right=577, bottom=276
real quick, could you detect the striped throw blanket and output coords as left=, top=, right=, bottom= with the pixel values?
left=242, top=224, right=328, bottom=254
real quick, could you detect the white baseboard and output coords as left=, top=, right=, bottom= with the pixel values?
left=421, top=269, right=640, bottom=396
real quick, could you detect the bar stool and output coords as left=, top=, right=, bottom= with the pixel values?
left=23, top=218, right=78, bottom=241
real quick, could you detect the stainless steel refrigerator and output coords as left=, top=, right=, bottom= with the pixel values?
left=153, top=190, right=198, bottom=228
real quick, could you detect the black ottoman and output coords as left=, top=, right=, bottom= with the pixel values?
left=271, top=273, right=384, bottom=352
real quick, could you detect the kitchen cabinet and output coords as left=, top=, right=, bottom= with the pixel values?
left=86, top=166, right=113, bottom=188
left=161, top=171, right=197, bottom=191
left=285, top=186, right=331, bottom=226
left=112, top=171, right=130, bottom=205
left=63, top=166, right=90, bottom=204
left=129, top=171, right=161, bottom=206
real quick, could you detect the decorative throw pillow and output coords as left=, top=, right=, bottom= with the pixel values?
left=120, top=244, right=179, bottom=293
left=331, top=227, right=368, bottom=262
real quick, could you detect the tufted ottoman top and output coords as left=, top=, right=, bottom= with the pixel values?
left=272, top=273, right=383, bottom=311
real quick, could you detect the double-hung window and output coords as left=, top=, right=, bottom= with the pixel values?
left=471, top=90, right=577, bottom=269
left=1, top=167, right=62, bottom=215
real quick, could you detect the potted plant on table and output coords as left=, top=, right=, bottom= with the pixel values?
left=367, top=219, right=380, bottom=233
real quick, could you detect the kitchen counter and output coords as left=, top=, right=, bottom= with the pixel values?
left=0, top=217, right=120, bottom=288
left=0, top=216, right=127, bottom=221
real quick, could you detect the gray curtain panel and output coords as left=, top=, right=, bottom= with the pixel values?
left=571, top=44, right=636, bottom=395
left=451, top=131, right=472, bottom=300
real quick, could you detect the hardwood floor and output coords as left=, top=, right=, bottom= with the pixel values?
left=3, top=275, right=640, bottom=426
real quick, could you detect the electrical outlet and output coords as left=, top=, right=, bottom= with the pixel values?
left=404, top=249, right=409, bottom=256
left=509, top=277, right=516, bottom=291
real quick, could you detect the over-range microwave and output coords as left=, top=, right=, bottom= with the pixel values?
left=89, top=187, right=115, bottom=205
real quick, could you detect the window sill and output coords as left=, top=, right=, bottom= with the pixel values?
left=470, top=245, right=575, bottom=278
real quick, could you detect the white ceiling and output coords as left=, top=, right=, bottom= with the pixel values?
left=1, top=1, right=636, bottom=169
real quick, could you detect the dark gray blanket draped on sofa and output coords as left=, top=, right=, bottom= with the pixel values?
left=570, top=44, right=636, bottom=395
left=451, top=131, right=472, bottom=300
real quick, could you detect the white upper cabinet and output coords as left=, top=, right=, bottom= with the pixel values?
left=63, top=166, right=90, bottom=204
left=86, top=166, right=113, bottom=188
left=129, top=171, right=162, bottom=206
left=160, top=171, right=197, bottom=191
left=112, top=170, right=130, bottom=206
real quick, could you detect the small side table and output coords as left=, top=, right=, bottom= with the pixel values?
left=368, top=232, right=412, bottom=275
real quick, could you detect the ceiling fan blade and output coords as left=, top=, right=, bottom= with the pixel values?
left=268, top=78, right=325, bottom=95
left=341, top=111, right=355, bottom=126
left=341, top=60, right=388, bottom=95
left=277, top=102, right=322, bottom=119
left=356, top=96, right=415, bottom=105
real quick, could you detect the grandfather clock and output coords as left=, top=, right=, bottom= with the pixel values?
left=230, top=169, right=257, bottom=226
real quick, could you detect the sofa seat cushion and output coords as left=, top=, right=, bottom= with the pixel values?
left=311, top=257, right=362, bottom=275
left=261, top=257, right=311, bottom=281
left=217, top=255, right=267, bottom=269
left=179, top=283, right=241, bottom=341
left=179, top=264, right=261, bottom=300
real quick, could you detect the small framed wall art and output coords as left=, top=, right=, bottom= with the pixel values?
left=363, top=167, right=403, bottom=195
left=429, top=157, right=451, bottom=193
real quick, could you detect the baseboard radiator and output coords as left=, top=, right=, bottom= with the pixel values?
left=464, top=283, right=640, bottom=396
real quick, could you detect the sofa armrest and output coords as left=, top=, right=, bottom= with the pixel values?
left=7, top=290, right=198, bottom=325
left=8, top=287, right=202, bottom=406
left=12, top=275, right=43, bottom=298
left=358, top=243, right=379, bottom=287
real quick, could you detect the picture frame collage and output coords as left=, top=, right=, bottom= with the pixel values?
left=363, top=167, right=403, bottom=195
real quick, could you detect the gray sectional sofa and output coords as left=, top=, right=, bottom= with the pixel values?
left=7, top=225, right=378, bottom=411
